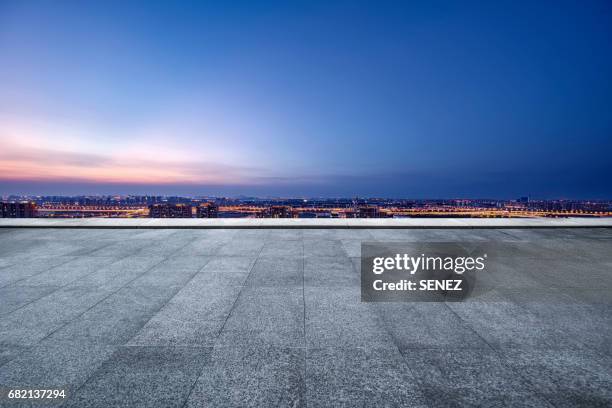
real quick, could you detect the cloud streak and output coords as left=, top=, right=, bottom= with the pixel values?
left=0, top=143, right=264, bottom=185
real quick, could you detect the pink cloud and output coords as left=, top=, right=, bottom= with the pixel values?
left=0, top=145, right=262, bottom=185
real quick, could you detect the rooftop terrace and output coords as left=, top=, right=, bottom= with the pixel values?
left=0, top=222, right=610, bottom=407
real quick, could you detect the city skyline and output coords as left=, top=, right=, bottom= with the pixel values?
left=2, top=194, right=610, bottom=219
left=1, top=1, right=612, bottom=199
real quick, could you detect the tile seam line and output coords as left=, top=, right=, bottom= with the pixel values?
left=438, top=301, right=563, bottom=407
left=36, top=255, right=171, bottom=345
left=487, top=346, right=561, bottom=408
left=0, top=244, right=148, bottom=317
left=178, top=241, right=266, bottom=408
left=302, top=238, right=307, bottom=408
left=395, top=304, right=507, bottom=407
left=35, top=255, right=173, bottom=407
left=0, top=256, right=78, bottom=290
left=2, top=234, right=146, bottom=281
left=441, top=302, right=498, bottom=353
left=2, top=232, right=132, bottom=289
left=122, top=238, right=215, bottom=348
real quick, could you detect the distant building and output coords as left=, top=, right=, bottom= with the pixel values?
left=0, top=201, right=37, bottom=218
left=342, top=206, right=380, bottom=218
left=263, top=205, right=292, bottom=218
left=196, top=202, right=218, bottom=218
left=358, top=206, right=380, bottom=218
left=343, top=209, right=357, bottom=218
left=149, top=203, right=193, bottom=218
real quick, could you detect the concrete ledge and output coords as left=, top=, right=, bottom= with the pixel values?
left=0, top=217, right=611, bottom=228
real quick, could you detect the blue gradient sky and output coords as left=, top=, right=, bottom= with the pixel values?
left=1, top=0, right=611, bottom=198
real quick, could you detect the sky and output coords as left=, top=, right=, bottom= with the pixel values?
left=1, top=0, right=611, bottom=199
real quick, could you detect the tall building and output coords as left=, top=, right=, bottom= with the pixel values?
left=0, top=202, right=37, bottom=218
left=149, top=203, right=193, bottom=218
left=196, top=202, right=218, bottom=218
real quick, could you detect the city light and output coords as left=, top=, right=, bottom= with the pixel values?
left=1, top=196, right=610, bottom=219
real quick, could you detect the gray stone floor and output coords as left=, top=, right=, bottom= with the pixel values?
left=0, top=227, right=610, bottom=407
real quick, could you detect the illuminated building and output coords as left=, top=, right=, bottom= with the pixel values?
left=358, top=206, right=380, bottom=218
left=196, top=202, right=219, bottom=218
left=0, top=202, right=37, bottom=218
left=263, top=205, right=293, bottom=218
left=149, top=204, right=193, bottom=218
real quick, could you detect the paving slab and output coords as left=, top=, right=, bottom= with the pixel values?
left=44, top=285, right=182, bottom=345
left=186, top=346, right=305, bottom=408
left=14, top=257, right=118, bottom=287
left=135, top=238, right=193, bottom=257
left=373, top=303, right=491, bottom=350
left=127, top=282, right=241, bottom=347
left=305, top=287, right=395, bottom=349
left=304, top=256, right=358, bottom=287
left=0, top=345, right=27, bottom=369
left=199, top=256, right=256, bottom=275
left=217, top=238, right=265, bottom=256
left=64, top=346, right=211, bottom=408
left=266, top=229, right=304, bottom=241
left=0, top=286, right=113, bottom=345
left=446, top=291, right=586, bottom=350
left=0, top=343, right=117, bottom=407
left=86, top=240, right=152, bottom=258
left=172, top=238, right=226, bottom=256
left=0, top=257, right=75, bottom=288
left=303, top=239, right=347, bottom=257
left=500, top=289, right=612, bottom=355
left=0, top=285, right=61, bottom=316
left=246, top=257, right=303, bottom=287
left=260, top=240, right=303, bottom=257
left=67, top=256, right=167, bottom=291
left=306, top=347, right=365, bottom=407
left=127, top=256, right=211, bottom=287
left=402, top=349, right=554, bottom=407
left=499, top=348, right=612, bottom=408
left=217, top=287, right=305, bottom=347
